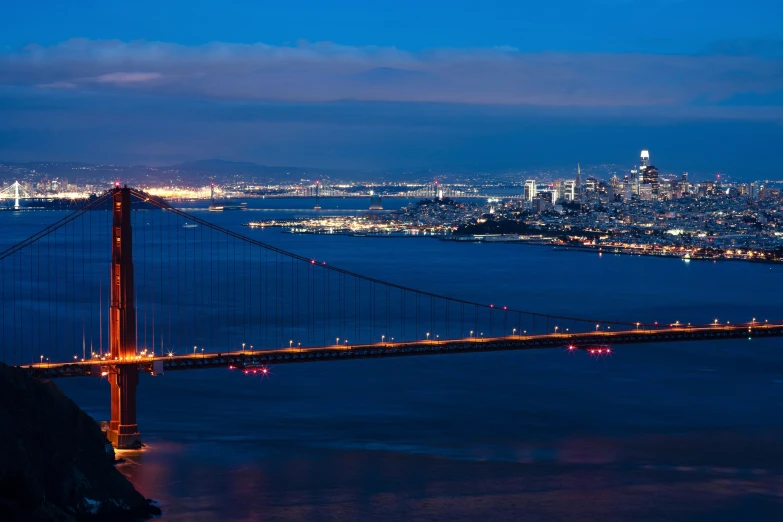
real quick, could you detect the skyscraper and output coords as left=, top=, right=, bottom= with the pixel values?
left=640, top=150, right=650, bottom=170
left=639, top=150, right=650, bottom=183
left=563, top=180, right=575, bottom=201
left=644, top=165, right=659, bottom=195
left=524, top=180, right=537, bottom=201
left=575, top=163, right=582, bottom=202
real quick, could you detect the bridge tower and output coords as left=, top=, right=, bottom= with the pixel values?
left=107, top=186, right=142, bottom=449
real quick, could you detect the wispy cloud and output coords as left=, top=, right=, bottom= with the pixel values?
left=92, top=72, right=162, bottom=85
left=2, top=39, right=782, bottom=109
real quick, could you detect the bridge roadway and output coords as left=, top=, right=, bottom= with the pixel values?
left=23, top=322, right=783, bottom=379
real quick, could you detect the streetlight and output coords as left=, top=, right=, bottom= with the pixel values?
left=194, top=345, right=197, bottom=356
left=426, top=332, right=430, bottom=341
left=201, top=348, right=204, bottom=358
left=242, top=342, right=246, bottom=353
left=636, top=322, right=640, bottom=331
left=595, top=324, right=600, bottom=332
left=336, top=337, right=340, bottom=345
left=470, top=330, right=473, bottom=338
left=554, top=326, right=559, bottom=334
left=381, top=335, right=385, bottom=344
left=289, top=340, right=293, bottom=349
left=40, top=355, right=43, bottom=366
left=512, top=328, right=516, bottom=336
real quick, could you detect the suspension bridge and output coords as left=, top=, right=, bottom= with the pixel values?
left=0, top=180, right=31, bottom=209
left=1, top=186, right=780, bottom=448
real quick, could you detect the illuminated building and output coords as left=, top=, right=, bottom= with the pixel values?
left=640, top=150, right=650, bottom=181
left=563, top=180, right=575, bottom=201
left=643, top=165, right=659, bottom=195
left=524, top=180, right=537, bottom=201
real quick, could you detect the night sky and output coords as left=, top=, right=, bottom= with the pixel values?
left=2, top=1, right=782, bottom=176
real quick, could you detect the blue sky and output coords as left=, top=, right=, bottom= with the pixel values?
left=1, top=1, right=782, bottom=177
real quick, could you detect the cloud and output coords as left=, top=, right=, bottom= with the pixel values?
left=36, top=81, right=77, bottom=89
left=1, top=39, right=781, bottom=110
left=92, top=72, right=162, bottom=85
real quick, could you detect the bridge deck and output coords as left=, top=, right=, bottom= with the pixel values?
left=22, top=323, right=783, bottom=379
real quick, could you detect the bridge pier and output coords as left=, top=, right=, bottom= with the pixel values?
left=108, top=365, right=141, bottom=449
left=107, top=186, right=142, bottom=449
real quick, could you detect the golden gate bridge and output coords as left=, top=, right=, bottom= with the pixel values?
left=1, top=186, right=780, bottom=448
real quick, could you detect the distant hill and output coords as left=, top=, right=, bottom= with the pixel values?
left=161, top=159, right=333, bottom=181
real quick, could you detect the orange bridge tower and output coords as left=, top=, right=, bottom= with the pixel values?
left=107, top=186, right=142, bottom=449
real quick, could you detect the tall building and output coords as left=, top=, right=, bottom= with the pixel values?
left=524, top=180, right=537, bottom=201
left=639, top=150, right=650, bottom=171
left=644, top=165, right=659, bottom=195
left=575, top=163, right=582, bottom=202
left=563, top=180, right=575, bottom=201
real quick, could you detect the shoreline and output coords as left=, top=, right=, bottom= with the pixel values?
left=246, top=222, right=783, bottom=266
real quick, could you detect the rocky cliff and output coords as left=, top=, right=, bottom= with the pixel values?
left=0, top=363, right=161, bottom=521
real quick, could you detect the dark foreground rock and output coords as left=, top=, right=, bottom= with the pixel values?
left=0, top=363, right=161, bottom=521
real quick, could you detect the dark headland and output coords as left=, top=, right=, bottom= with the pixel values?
left=0, top=363, right=161, bottom=521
